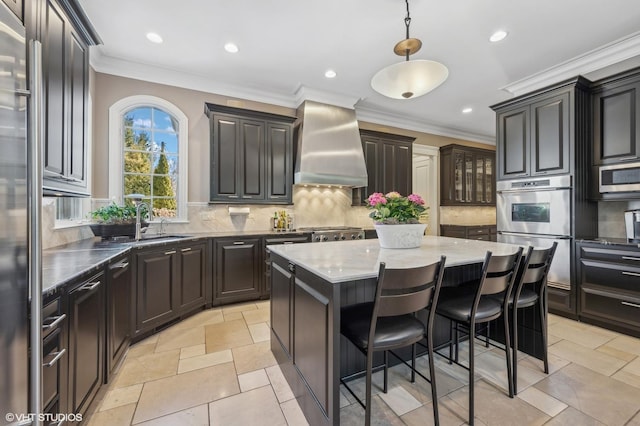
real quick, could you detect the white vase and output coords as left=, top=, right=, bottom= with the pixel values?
left=374, top=223, right=427, bottom=249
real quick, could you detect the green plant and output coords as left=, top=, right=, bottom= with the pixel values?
left=89, top=202, right=147, bottom=224
left=367, top=191, right=428, bottom=224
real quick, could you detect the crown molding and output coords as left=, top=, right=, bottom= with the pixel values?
left=90, top=49, right=298, bottom=109
left=501, top=31, right=640, bottom=96
left=354, top=103, right=495, bottom=145
left=90, top=49, right=492, bottom=144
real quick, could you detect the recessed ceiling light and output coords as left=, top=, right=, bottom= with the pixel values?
left=325, top=69, right=337, bottom=79
left=462, top=107, right=473, bottom=114
left=489, top=30, right=508, bottom=43
left=146, top=32, right=163, bottom=44
left=224, top=43, right=239, bottom=53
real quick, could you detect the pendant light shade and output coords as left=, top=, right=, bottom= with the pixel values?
left=371, top=0, right=448, bottom=100
left=371, top=59, right=448, bottom=99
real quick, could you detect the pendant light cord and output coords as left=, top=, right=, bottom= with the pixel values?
left=404, top=0, right=411, bottom=39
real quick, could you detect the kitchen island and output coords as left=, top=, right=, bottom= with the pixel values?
left=267, top=236, right=532, bottom=426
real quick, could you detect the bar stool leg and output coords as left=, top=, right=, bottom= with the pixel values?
left=427, top=332, right=440, bottom=426
left=504, top=308, right=514, bottom=398
left=411, top=344, right=416, bottom=383
left=540, top=295, right=549, bottom=374
left=383, top=350, right=389, bottom=393
left=468, top=319, right=475, bottom=426
left=365, top=351, right=373, bottom=426
left=448, top=320, right=453, bottom=365
left=512, top=305, right=519, bottom=395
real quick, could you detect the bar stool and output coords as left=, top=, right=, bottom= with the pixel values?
left=340, top=257, right=446, bottom=426
left=435, top=248, right=522, bottom=426
left=509, top=242, right=557, bottom=394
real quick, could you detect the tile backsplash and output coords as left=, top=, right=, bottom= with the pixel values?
left=439, top=206, right=496, bottom=226
left=598, top=200, right=640, bottom=239
left=42, top=187, right=373, bottom=248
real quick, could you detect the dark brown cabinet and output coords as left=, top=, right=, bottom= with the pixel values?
left=133, top=240, right=209, bottom=337
left=37, top=0, right=99, bottom=196
left=42, top=292, right=68, bottom=418
left=352, top=130, right=414, bottom=204
left=577, top=242, right=640, bottom=337
left=440, top=224, right=497, bottom=241
left=213, top=237, right=262, bottom=305
left=592, top=70, right=640, bottom=165
left=67, top=271, right=104, bottom=419
left=206, top=104, right=295, bottom=204
left=177, top=241, right=208, bottom=313
left=492, top=77, right=589, bottom=181
left=135, top=247, right=178, bottom=333
left=440, top=145, right=495, bottom=206
left=270, top=260, right=293, bottom=358
left=106, top=255, right=131, bottom=381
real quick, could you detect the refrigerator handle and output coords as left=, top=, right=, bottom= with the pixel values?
left=28, top=39, right=44, bottom=425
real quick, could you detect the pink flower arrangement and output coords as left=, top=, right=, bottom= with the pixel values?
left=367, top=192, right=428, bottom=224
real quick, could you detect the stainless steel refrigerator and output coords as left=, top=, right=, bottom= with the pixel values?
left=1, top=2, right=43, bottom=425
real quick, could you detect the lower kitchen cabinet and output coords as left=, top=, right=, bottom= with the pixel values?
left=213, top=237, right=262, bottom=305
left=106, top=254, right=131, bottom=381
left=577, top=241, right=640, bottom=337
left=133, top=239, right=209, bottom=338
left=42, top=291, right=68, bottom=419
left=440, top=224, right=497, bottom=241
left=270, top=260, right=293, bottom=358
left=67, top=271, right=105, bottom=420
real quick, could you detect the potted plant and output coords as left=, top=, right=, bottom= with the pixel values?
left=88, top=202, right=148, bottom=238
left=367, top=191, right=429, bottom=248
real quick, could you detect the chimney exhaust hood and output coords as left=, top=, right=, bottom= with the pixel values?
left=294, top=100, right=368, bottom=187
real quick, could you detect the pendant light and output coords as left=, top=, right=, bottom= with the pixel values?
left=371, top=0, right=448, bottom=99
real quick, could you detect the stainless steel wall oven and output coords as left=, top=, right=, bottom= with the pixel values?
left=497, top=175, right=572, bottom=290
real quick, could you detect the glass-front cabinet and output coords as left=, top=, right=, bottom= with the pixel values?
left=441, top=145, right=496, bottom=206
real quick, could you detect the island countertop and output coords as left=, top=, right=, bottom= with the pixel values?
left=267, top=235, right=522, bottom=283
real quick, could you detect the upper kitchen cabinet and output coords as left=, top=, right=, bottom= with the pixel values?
left=205, top=103, right=296, bottom=204
left=352, top=130, right=414, bottom=205
left=440, top=144, right=495, bottom=206
left=32, top=0, right=101, bottom=196
left=492, top=77, right=591, bottom=181
left=592, top=69, right=640, bottom=165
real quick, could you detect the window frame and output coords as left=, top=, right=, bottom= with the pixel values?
left=108, top=95, right=188, bottom=221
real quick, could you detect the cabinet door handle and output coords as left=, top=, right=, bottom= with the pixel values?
left=622, top=256, right=640, bottom=261
left=181, top=247, right=191, bottom=252
left=227, top=195, right=239, bottom=198
left=288, top=263, right=295, bottom=273
left=43, top=348, right=66, bottom=368
left=164, top=250, right=177, bottom=255
left=42, top=314, right=66, bottom=330
left=110, top=261, right=129, bottom=270
left=80, top=281, right=101, bottom=291
left=622, top=271, right=640, bottom=277
left=617, top=156, right=638, bottom=162
left=242, top=196, right=253, bottom=198
left=621, top=301, right=640, bottom=309
left=233, top=241, right=245, bottom=245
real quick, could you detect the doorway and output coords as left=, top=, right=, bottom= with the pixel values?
left=412, top=145, right=439, bottom=235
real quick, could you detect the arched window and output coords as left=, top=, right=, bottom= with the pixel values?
left=109, top=96, right=188, bottom=221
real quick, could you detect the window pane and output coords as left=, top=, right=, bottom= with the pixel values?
left=155, top=133, right=178, bottom=154
left=124, top=174, right=151, bottom=196
left=124, top=151, right=152, bottom=173
left=127, top=108, right=152, bottom=129
left=122, top=104, right=180, bottom=221
left=153, top=108, right=177, bottom=133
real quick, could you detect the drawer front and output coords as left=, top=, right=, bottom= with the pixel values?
left=470, top=234, right=491, bottom=241
left=580, top=245, right=640, bottom=266
left=467, top=227, right=490, bottom=236
left=581, top=285, right=640, bottom=329
left=42, top=298, right=65, bottom=340
left=581, top=259, right=640, bottom=293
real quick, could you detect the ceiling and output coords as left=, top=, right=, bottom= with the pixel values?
left=79, top=0, right=640, bottom=145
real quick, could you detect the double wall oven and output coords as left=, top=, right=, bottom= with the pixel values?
left=497, top=175, right=572, bottom=290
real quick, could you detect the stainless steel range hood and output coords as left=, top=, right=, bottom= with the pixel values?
left=294, top=100, right=368, bottom=187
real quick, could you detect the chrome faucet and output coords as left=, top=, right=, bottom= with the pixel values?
left=126, top=194, right=153, bottom=241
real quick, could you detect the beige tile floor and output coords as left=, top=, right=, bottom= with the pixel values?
left=86, top=302, right=640, bottom=426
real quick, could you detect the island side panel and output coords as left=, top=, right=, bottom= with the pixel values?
left=270, top=252, right=340, bottom=426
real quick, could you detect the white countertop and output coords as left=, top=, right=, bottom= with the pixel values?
left=267, top=236, right=522, bottom=283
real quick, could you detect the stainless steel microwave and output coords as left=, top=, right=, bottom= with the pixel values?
left=599, top=161, right=640, bottom=193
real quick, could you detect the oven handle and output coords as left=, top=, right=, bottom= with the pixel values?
left=498, top=231, right=572, bottom=240
left=496, top=187, right=571, bottom=194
